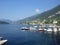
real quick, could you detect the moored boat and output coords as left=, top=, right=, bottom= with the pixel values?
left=0, top=37, right=8, bottom=45
left=58, top=28, right=60, bottom=31
left=43, top=28, right=47, bottom=31
left=21, top=27, right=29, bottom=30
left=34, top=26, right=38, bottom=28
left=38, top=28, right=43, bottom=32
left=53, top=28, right=57, bottom=32
left=47, top=28, right=52, bottom=32
left=29, top=26, right=36, bottom=30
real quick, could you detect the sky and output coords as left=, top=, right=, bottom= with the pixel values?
left=0, top=0, right=60, bottom=21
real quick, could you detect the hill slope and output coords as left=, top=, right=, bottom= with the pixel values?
left=0, top=19, right=12, bottom=24
left=17, top=5, right=60, bottom=25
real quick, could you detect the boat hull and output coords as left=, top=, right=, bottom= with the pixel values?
left=0, top=40, right=7, bottom=45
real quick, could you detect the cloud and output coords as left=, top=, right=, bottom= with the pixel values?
left=35, top=8, right=40, bottom=14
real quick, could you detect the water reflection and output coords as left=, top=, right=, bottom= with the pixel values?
left=44, top=31, right=60, bottom=45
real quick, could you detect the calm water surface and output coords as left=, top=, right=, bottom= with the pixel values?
left=0, top=24, right=60, bottom=45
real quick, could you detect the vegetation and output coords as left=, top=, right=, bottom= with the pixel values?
left=18, top=5, right=60, bottom=25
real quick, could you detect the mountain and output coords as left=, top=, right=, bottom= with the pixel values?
left=0, top=19, right=12, bottom=24
left=17, top=5, right=60, bottom=25
left=0, top=21, right=9, bottom=24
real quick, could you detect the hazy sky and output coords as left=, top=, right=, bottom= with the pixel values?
left=0, top=0, right=60, bottom=21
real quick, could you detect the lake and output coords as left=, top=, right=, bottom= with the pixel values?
left=0, top=24, right=60, bottom=45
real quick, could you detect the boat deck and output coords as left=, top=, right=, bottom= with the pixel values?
left=0, top=40, right=7, bottom=45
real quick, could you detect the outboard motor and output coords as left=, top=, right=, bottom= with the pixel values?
left=0, top=37, right=3, bottom=40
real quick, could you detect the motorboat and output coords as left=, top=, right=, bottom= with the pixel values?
left=34, top=26, right=38, bottom=28
left=43, top=28, right=47, bottom=31
left=29, top=27, right=36, bottom=30
left=38, top=28, right=43, bottom=32
left=53, top=28, right=57, bottom=32
left=47, top=28, right=52, bottom=32
left=0, top=37, right=8, bottom=45
left=21, top=27, right=29, bottom=30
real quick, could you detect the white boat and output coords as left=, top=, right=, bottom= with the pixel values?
left=53, top=28, right=57, bottom=32
left=47, top=28, right=52, bottom=32
left=0, top=37, right=8, bottom=45
left=58, top=28, right=60, bottom=31
left=44, top=28, right=47, bottom=31
left=0, top=40, right=7, bottom=45
left=29, top=27, right=36, bottom=30
left=34, top=26, right=38, bottom=28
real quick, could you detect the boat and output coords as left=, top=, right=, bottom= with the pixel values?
left=58, top=28, right=60, bottom=31
left=29, top=27, right=36, bottom=30
left=0, top=37, right=8, bottom=45
left=34, top=26, right=38, bottom=28
left=43, top=28, right=47, bottom=31
left=38, top=28, right=43, bottom=32
left=21, top=27, right=29, bottom=30
left=47, top=28, right=52, bottom=32
left=53, top=28, right=57, bottom=32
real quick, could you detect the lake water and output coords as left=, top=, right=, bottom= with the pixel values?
left=0, top=24, right=60, bottom=45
